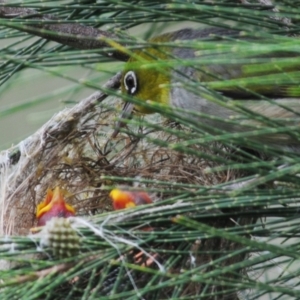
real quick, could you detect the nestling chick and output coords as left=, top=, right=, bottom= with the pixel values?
left=109, top=187, right=153, bottom=210
left=36, top=187, right=75, bottom=226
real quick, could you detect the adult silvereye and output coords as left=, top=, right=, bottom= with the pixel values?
left=118, top=28, right=300, bottom=150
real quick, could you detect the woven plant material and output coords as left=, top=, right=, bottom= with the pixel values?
left=0, top=87, right=244, bottom=235
left=0, top=75, right=259, bottom=299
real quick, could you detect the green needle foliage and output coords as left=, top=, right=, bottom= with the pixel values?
left=1, top=1, right=300, bottom=299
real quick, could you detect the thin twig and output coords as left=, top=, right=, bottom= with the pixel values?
left=0, top=1, right=129, bottom=61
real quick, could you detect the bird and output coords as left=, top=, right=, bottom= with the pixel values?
left=36, top=187, right=75, bottom=226
left=116, top=27, right=300, bottom=151
left=109, top=187, right=153, bottom=210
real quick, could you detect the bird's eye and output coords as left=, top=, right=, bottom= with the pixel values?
left=124, top=71, right=138, bottom=95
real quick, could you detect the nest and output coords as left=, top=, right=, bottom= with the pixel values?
left=0, top=73, right=257, bottom=299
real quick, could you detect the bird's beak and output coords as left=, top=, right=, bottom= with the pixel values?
left=36, top=187, right=75, bottom=219
left=111, top=102, right=134, bottom=138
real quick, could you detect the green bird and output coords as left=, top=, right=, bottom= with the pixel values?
left=117, top=27, right=300, bottom=150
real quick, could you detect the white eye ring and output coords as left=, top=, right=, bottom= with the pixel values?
left=124, top=71, right=137, bottom=95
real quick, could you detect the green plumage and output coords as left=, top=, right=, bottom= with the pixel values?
left=121, top=28, right=300, bottom=149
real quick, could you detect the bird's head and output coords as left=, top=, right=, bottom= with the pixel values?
left=36, top=187, right=75, bottom=226
left=109, top=188, right=153, bottom=210
left=120, top=32, right=175, bottom=121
